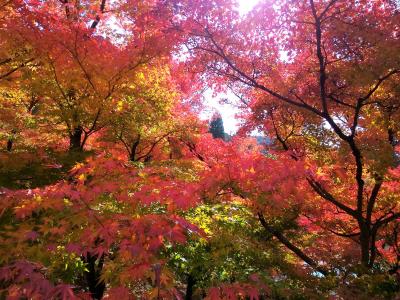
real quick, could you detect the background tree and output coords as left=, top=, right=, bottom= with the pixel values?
left=105, top=65, right=180, bottom=162
left=209, top=111, right=226, bottom=140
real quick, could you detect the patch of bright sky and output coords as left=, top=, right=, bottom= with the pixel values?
left=200, top=0, right=260, bottom=134
left=237, top=0, right=260, bottom=15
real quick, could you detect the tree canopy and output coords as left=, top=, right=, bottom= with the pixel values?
left=0, top=0, right=400, bottom=299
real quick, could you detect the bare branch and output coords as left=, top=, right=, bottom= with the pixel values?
left=258, top=212, right=329, bottom=276
left=359, top=69, right=399, bottom=102
left=0, top=58, right=34, bottom=80
left=307, top=177, right=359, bottom=219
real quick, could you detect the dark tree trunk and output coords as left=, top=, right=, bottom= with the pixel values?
left=6, top=138, right=13, bottom=152
left=83, top=252, right=106, bottom=300
left=129, top=135, right=141, bottom=161
left=359, top=221, right=371, bottom=269
left=69, top=126, right=83, bottom=151
left=185, top=274, right=196, bottom=300
left=6, top=130, right=16, bottom=152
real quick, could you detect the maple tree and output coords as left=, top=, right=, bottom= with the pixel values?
left=181, top=0, right=400, bottom=294
left=1, top=0, right=400, bottom=299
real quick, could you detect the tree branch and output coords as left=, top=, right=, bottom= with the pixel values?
left=258, top=212, right=328, bottom=276
left=306, top=177, right=359, bottom=219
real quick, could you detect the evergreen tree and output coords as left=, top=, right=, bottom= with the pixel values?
left=209, top=112, right=225, bottom=140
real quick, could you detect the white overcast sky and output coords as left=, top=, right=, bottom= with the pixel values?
left=200, top=0, right=260, bottom=134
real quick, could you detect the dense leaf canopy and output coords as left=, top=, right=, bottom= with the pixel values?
left=0, top=0, right=400, bottom=299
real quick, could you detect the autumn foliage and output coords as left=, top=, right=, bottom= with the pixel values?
left=1, top=0, right=400, bottom=299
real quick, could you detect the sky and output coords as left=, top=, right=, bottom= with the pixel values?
left=200, top=0, right=260, bottom=134
left=238, top=0, right=260, bottom=14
